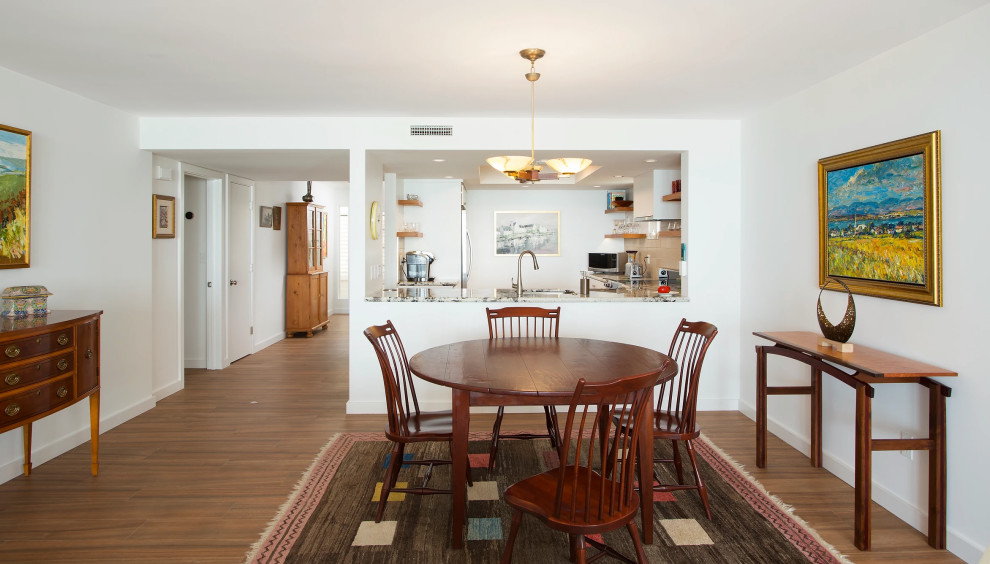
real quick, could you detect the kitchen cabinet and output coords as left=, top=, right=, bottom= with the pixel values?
left=633, top=169, right=681, bottom=220
left=285, top=202, right=329, bottom=337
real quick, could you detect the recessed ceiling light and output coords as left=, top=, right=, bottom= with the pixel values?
left=444, top=176, right=454, bottom=179
left=594, top=185, right=601, bottom=188
left=644, top=158, right=657, bottom=163
left=614, top=175, right=624, bottom=178
left=432, top=158, right=446, bottom=162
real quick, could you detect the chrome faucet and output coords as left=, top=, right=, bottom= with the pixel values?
left=513, top=250, right=540, bottom=298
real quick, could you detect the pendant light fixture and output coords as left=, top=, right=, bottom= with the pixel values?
left=486, top=49, right=592, bottom=183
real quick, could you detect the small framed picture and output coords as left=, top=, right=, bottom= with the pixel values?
left=152, top=194, right=175, bottom=239
left=272, top=206, right=282, bottom=230
left=260, top=206, right=273, bottom=228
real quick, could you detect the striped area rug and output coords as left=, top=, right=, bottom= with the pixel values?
left=246, top=431, right=849, bottom=563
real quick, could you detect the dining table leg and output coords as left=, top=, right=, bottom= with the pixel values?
left=638, top=389, right=655, bottom=544
left=451, top=388, right=470, bottom=549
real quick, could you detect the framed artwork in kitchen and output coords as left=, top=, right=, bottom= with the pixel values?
left=494, top=211, right=560, bottom=256
left=0, top=123, right=31, bottom=268
left=818, top=131, right=941, bottom=306
left=152, top=194, right=175, bottom=239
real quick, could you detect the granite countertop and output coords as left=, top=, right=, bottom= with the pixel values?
left=366, top=276, right=684, bottom=303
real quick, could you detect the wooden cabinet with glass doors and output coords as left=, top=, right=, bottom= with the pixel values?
left=285, top=202, right=330, bottom=337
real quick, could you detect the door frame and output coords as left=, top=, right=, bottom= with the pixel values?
left=225, top=174, right=255, bottom=364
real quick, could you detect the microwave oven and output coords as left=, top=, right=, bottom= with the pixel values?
left=588, top=252, right=628, bottom=273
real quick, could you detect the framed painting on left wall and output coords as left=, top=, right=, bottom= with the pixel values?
left=0, top=124, right=31, bottom=268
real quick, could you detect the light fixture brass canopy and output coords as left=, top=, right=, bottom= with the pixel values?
left=488, top=49, right=592, bottom=183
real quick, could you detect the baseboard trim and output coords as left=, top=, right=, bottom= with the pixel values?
left=254, top=332, right=284, bottom=352
left=153, top=379, right=184, bottom=402
left=0, top=395, right=156, bottom=486
left=737, top=399, right=980, bottom=562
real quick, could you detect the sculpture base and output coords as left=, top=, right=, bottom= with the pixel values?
left=818, top=337, right=854, bottom=352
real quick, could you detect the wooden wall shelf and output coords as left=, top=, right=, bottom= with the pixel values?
left=658, top=230, right=682, bottom=237
left=398, top=199, right=423, bottom=207
left=605, top=234, right=646, bottom=239
left=605, top=207, right=634, bottom=214
left=662, top=193, right=682, bottom=202
left=397, top=231, right=423, bottom=238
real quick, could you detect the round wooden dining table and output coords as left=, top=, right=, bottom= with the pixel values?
left=409, top=336, right=677, bottom=549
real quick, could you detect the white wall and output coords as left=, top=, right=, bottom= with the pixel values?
left=0, top=67, right=154, bottom=482
left=151, top=155, right=181, bottom=397
left=740, top=6, right=990, bottom=561
left=466, top=189, right=623, bottom=290
left=400, top=179, right=460, bottom=283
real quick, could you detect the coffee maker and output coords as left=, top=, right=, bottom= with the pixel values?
left=402, top=251, right=435, bottom=282
left=625, top=251, right=644, bottom=278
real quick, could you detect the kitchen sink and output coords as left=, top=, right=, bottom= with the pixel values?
left=497, top=288, right=577, bottom=298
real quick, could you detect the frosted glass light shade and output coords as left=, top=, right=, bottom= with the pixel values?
left=545, top=157, right=592, bottom=176
left=486, top=155, right=534, bottom=173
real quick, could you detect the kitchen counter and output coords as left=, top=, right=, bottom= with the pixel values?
left=366, top=278, right=684, bottom=303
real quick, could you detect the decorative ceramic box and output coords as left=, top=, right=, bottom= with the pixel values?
left=1, top=286, right=52, bottom=318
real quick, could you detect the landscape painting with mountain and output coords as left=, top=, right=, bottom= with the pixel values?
left=825, top=154, right=926, bottom=285
left=0, top=125, right=30, bottom=268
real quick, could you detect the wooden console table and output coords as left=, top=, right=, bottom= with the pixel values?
left=0, top=310, right=102, bottom=476
left=754, top=331, right=955, bottom=551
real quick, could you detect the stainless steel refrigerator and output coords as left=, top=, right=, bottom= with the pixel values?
left=460, top=184, right=472, bottom=291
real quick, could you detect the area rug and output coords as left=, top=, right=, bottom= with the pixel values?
left=246, top=431, right=850, bottom=563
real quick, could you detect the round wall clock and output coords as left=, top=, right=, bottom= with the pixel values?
left=369, top=200, right=379, bottom=240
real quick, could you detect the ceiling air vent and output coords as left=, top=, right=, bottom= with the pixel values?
left=410, top=125, right=453, bottom=136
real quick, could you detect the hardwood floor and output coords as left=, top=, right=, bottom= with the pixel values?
left=0, top=315, right=961, bottom=562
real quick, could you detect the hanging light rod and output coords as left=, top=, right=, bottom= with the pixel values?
left=486, top=49, right=592, bottom=183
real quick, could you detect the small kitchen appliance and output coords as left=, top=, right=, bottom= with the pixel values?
left=588, top=252, right=628, bottom=273
left=402, top=251, right=435, bottom=282
left=625, top=251, right=643, bottom=278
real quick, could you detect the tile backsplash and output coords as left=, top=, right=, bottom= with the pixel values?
left=624, top=236, right=680, bottom=269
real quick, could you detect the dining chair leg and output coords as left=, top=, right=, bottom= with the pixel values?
left=572, top=534, right=587, bottom=564
left=671, top=439, right=685, bottom=483
left=500, top=509, right=523, bottom=564
left=489, top=406, right=506, bottom=471
left=685, top=439, right=712, bottom=520
left=376, top=441, right=405, bottom=522
left=627, top=521, right=648, bottom=564
left=544, top=405, right=560, bottom=448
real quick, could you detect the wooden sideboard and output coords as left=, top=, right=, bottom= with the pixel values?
left=285, top=202, right=329, bottom=337
left=0, top=310, right=102, bottom=476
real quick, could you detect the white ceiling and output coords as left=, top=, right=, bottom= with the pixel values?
left=3, top=0, right=987, bottom=180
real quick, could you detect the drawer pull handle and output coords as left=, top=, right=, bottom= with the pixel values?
left=57, top=359, right=69, bottom=371
left=5, top=345, right=19, bottom=358
left=56, top=386, right=68, bottom=398
left=4, top=404, right=19, bottom=417
left=4, top=374, right=18, bottom=386
left=57, top=334, right=69, bottom=346
left=85, top=349, right=93, bottom=359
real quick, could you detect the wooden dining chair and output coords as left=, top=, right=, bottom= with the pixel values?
left=649, top=318, right=718, bottom=519
left=364, top=320, right=471, bottom=523
left=485, top=306, right=562, bottom=471
left=500, top=366, right=669, bottom=564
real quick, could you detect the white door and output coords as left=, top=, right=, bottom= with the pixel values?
left=227, top=177, right=254, bottom=363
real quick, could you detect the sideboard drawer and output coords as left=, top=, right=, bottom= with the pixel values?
left=0, top=331, right=74, bottom=365
left=0, top=352, right=74, bottom=392
left=0, top=375, right=74, bottom=428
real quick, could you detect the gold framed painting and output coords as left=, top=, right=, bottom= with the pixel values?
left=152, top=194, right=176, bottom=239
left=0, top=124, right=31, bottom=268
left=818, top=131, right=941, bottom=306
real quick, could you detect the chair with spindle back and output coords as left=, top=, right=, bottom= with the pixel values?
left=364, top=320, right=472, bottom=523
left=486, top=306, right=562, bottom=471
left=500, top=364, right=671, bottom=564
left=648, top=318, right=718, bottom=519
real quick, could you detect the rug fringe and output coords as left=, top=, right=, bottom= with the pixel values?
left=243, top=433, right=342, bottom=564
left=699, top=434, right=854, bottom=564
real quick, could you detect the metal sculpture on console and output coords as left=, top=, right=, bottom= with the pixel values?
left=817, top=278, right=856, bottom=343
left=302, top=180, right=314, bottom=203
